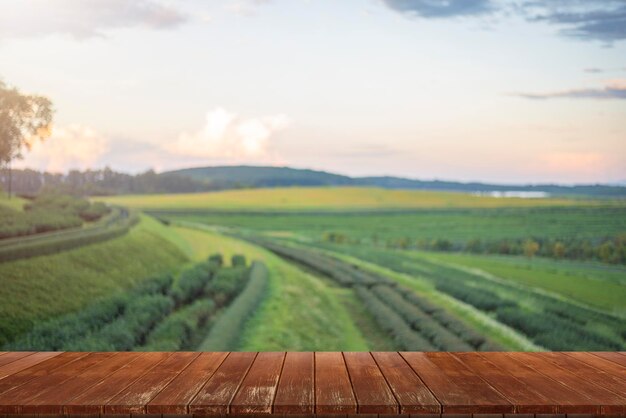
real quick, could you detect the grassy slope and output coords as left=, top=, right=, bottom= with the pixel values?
left=169, top=224, right=371, bottom=350
left=419, top=252, right=626, bottom=315
left=0, top=215, right=188, bottom=344
left=0, top=194, right=26, bottom=211
left=99, top=187, right=583, bottom=210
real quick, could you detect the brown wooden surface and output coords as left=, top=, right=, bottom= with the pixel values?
left=0, top=351, right=624, bottom=415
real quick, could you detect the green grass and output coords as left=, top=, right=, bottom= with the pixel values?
left=99, top=187, right=585, bottom=210
left=158, top=206, right=626, bottom=247
left=167, top=223, right=372, bottom=350
left=0, top=193, right=26, bottom=211
left=418, top=252, right=626, bottom=315
left=0, top=215, right=188, bottom=345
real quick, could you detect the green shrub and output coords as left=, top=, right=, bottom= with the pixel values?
left=142, top=299, right=216, bottom=350
left=200, top=261, right=269, bottom=350
left=231, top=254, right=247, bottom=267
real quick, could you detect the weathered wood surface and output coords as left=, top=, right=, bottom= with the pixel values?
left=0, top=351, right=623, bottom=415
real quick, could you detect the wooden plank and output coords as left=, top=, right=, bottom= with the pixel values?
left=21, top=352, right=138, bottom=414
left=230, top=352, right=285, bottom=414
left=485, top=353, right=601, bottom=414
left=0, top=352, right=113, bottom=414
left=371, top=352, right=440, bottom=414
left=189, top=352, right=257, bottom=415
left=511, top=352, right=625, bottom=415
left=591, top=352, right=626, bottom=368
left=64, top=352, right=171, bottom=414
left=0, top=352, right=62, bottom=381
left=0, top=352, right=35, bottom=369
left=315, top=351, right=357, bottom=414
left=565, top=352, right=626, bottom=382
left=105, top=352, right=200, bottom=414
left=455, top=353, right=557, bottom=414
left=273, top=352, right=314, bottom=414
left=0, top=352, right=80, bottom=396
left=343, top=352, right=398, bottom=414
left=401, top=352, right=512, bottom=414
left=147, top=351, right=227, bottom=414
left=542, top=352, right=626, bottom=396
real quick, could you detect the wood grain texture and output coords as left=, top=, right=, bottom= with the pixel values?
left=0, top=351, right=622, bottom=415
left=230, top=352, right=285, bottom=414
left=273, top=352, right=314, bottom=414
left=315, top=352, right=357, bottom=414
left=147, top=351, right=228, bottom=414
left=371, top=352, right=440, bottom=414
left=343, top=352, right=398, bottom=414
left=0, top=352, right=62, bottom=382
left=21, top=352, right=136, bottom=414
left=0, top=352, right=113, bottom=414
left=189, top=351, right=257, bottom=415
left=105, top=352, right=199, bottom=414
left=510, top=352, right=626, bottom=415
left=591, top=352, right=626, bottom=368
left=64, top=352, right=170, bottom=414
left=495, top=353, right=602, bottom=414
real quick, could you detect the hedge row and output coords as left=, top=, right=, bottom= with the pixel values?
left=496, top=307, right=623, bottom=351
left=434, top=279, right=516, bottom=312
left=0, top=194, right=111, bottom=239
left=141, top=299, right=217, bottom=351
left=256, top=239, right=393, bottom=287
left=0, top=208, right=138, bottom=262
left=355, top=286, right=435, bottom=351
left=200, top=261, right=269, bottom=351
left=371, top=285, right=473, bottom=351
left=6, top=274, right=173, bottom=350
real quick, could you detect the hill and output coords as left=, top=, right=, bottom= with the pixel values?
left=167, top=166, right=626, bottom=197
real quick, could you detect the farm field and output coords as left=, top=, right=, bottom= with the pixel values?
left=134, top=187, right=625, bottom=351
left=100, top=187, right=589, bottom=210
left=2, top=187, right=625, bottom=352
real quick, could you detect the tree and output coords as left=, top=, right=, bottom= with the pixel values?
left=0, top=80, right=53, bottom=198
left=523, top=239, right=540, bottom=258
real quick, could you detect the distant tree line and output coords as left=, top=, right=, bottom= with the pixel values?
left=0, top=167, right=223, bottom=196
left=324, top=232, right=626, bottom=265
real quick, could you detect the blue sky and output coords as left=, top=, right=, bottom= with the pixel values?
left=1, top=0, right=625, bottom=183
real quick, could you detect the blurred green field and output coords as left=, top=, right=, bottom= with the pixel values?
left=0, top=215, right=187, bottom=345
left=99, top=187, right=587, bottom=210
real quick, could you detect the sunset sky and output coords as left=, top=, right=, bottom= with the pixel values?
left=1, top=0, right=625, bottom=184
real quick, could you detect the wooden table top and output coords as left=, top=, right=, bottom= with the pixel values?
left=0, top=351, right=624, bottom=415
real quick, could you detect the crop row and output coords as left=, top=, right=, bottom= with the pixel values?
left=334, top=246, right=625, bottom=350
left=0, top=208, right=138, bottom=263
left=200, top=261, right=269, bottom=350
left=253, top=238, right=498, bottom=351
left=6, top=254, right=259, bottom=351
left=0, top=193, right=111, bottom=239
left=355, top=286, right=435, bottom=350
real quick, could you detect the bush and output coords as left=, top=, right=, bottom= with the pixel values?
left=231, top=254, right=247, bottom=267
left=200, top=261, right=269, bottom=350
left=355, top=286, right=435, bottom=351
left=170, top=262, right=215, bottom=306
left=371, top=285, right=473, bottom=351
left=205, top=265, right=250, bottom=306
left=142, top=299, right=216, bottom=350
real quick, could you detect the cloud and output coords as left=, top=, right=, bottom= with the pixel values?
left=584, top=68, right=604, bottom=74
left=165, top=108, right=290, bottom=162
left=226, top=0, right=272, bottom=17
left=522, top=0, right=626, bottom=43
left=0, top=0, right=187, bottom=39
left=513, top=79, right=626, bottom=100
left=381, top=0, right=493, bottom=18
left=15, top=124, right=109, bottom=172
left=381, top=0, right=626, bottom=43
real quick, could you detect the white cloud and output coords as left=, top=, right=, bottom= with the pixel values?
left=15, top=124, right=109, bottom=172
left=0, top=0, right=187, bottom=39
left=226, top=0, right=272, bottom=17
left=166, top=108, right=290, bottom=162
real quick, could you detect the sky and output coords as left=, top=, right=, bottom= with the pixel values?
left=1, top=0, right=625, bottom=184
